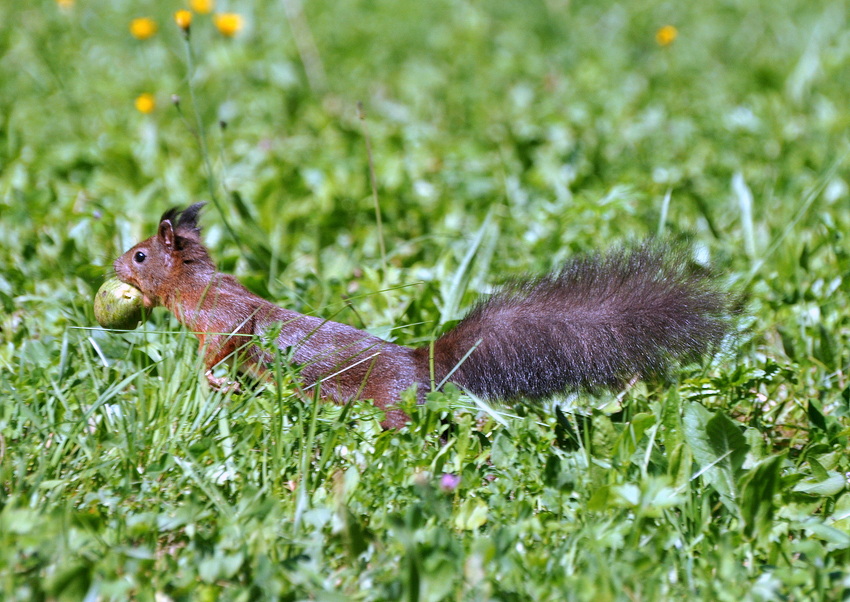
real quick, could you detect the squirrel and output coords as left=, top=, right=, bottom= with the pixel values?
left=113, top=203, right=733, bottom=429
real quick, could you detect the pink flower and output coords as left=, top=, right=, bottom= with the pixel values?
left=439, top=473, right=460, bottom=492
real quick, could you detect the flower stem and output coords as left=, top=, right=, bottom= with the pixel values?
left=180, top=34, right=243, bottom=253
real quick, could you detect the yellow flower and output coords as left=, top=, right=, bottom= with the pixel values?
left=55, top=0, right=74, bottom=8
left=174, top=10, right=193, bottom=32
left=191, top=0, right=215, bottom=15
left=135, top=93, right=156, bottom=114
left=655, top=25, right=678, bottom=47
left=214, top=13, right=244, bottom=37
left=130, top=17, right=158, bottom=40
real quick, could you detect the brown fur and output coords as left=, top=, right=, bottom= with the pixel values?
left=114, top=204, right=733, bottom=428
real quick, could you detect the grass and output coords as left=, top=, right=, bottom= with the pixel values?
left=2, top=0, right=850, bottom=599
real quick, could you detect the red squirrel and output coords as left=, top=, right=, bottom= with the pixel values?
left=114, top=203, right=733, bottom=428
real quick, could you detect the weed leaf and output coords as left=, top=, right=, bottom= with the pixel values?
left=683, top=403, right=749, bottom=503
left=739, top=454, right=784, bottom=540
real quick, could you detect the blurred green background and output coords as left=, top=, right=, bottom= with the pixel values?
left=2, top=0, right=850, bottom=599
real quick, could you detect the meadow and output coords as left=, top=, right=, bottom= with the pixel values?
left=2, top=0, right=850, bottom=599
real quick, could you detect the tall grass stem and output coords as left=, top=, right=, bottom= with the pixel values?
left=358, top=102, right=387, bottom=270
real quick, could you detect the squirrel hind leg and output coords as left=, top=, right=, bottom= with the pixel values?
left=380, top=408, right=410, bottom=430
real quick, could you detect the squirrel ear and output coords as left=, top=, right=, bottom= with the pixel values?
left=158, top=219, right=176, bottom=249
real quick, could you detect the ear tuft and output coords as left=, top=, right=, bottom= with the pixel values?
left=177, top=202, right=206, bottom=236
left=160, top=207, right=179, bottom=225
left=159, top=203, right=206, bottom=240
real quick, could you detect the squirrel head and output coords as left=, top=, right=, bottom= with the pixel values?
left=114, top=202, right=214, bottom=308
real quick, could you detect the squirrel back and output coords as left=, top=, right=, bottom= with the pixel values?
left=114, top=204, right=734, bottom=428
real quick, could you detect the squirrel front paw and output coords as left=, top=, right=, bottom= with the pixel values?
left=205, top=370, right=242, bottom=395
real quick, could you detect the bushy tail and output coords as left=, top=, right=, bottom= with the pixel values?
left=428, top=242, right=734, bottom=400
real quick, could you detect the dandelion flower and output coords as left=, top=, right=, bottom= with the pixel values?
left=130, top=17, right=158, bottom=40
left=174, top=10, right=193, bottom=32
left=191, top=0, right=215, bottom=15
left=135, top=93, right=156, bottom=114
left=214, top=13, right=244, bottom=37
left=55, top=0, right=74, bottom=8
left=655, top=25, right=678, bottom=47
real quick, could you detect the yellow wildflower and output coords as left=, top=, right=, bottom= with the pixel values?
left=655, top=25, right=678, bottom=47
left=135, top=93, right=156, bottom=114
left=191, top=0, right=215, bottom=15
left=174, top=10, right=193, bottom=32
left=55, top=0, right=74, bottom=8
left=214, top=13, right=244, bottom=37
left=130, top=17, right=158, bottom=40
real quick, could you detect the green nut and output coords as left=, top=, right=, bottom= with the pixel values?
left=94, top=277, right=144, bottom=330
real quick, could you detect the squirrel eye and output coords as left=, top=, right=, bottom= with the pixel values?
left=134, top=251, right=147, bottom=263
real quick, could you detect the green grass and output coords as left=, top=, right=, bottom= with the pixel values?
left=2, top=0, right=850, bottom=599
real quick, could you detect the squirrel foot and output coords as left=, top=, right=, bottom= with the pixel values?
left=205, top=370, right=242, bottom=395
